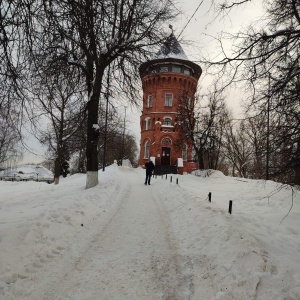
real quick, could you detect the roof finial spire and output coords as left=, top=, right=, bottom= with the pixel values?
left=169, top=24, right=174, bottom=34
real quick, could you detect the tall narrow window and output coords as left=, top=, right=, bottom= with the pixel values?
left=144, top=141, right=150, bottom=158
left=182, top=144, right=187, bottom=161
left=145, top=118, right=151, bottom=130
left=185, top=97, right=191, bottom=109
left=147, top=95, right=153, bottom=108
left=165, top=93, right=173, bottom=107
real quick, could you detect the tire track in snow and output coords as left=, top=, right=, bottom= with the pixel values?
left=59, top=167, right=195, bottom=299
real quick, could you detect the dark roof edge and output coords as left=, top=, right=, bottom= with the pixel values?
left=139, top=57, right=202, bottom=80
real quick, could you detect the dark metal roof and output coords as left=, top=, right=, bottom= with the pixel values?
left=139, top=34, right=202, bottom=80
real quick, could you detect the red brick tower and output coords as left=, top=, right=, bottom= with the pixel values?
left=139, top=34, right=202, bottom=173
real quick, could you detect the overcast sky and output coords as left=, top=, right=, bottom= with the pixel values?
left=22, top=0, right=264, bottom=164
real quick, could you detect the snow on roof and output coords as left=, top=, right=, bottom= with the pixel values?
left=155, top=33, right=189, bottom=61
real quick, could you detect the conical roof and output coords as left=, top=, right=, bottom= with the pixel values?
left=139, top=33, right=202, bottom=80
left=155, top=33, right=188, bottom=60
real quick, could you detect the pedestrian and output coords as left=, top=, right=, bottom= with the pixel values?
left=144, top=159, right=154, bottom=185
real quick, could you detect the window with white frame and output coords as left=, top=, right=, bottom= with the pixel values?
left=145, top=118, right=151, bottom=130
left=144, top=141, right=150, bottom=158
left=182, top=144, right=187, bottom=161
left=147, top=95, right=153, bottom=108
left=164, top=117, right=172, bottom=126
left=165, top=93, right=173, bottom=107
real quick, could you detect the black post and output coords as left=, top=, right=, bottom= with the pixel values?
left=208, top=192, right=211, bottom=202
left=170, top=176, right=172, bottom=183
left=228, top=200, right=233, bottom=214
left=176, top=178, right=178, bottom=185
left=165, top=174, right=167, bottom=179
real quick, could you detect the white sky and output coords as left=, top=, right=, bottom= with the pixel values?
left=21, top=0, right=264, bottom=164
left=1, top=164, right=299, bottom=299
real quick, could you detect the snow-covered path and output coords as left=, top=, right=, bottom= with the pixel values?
left=35, top=167, right=199, bottom=299
left=1, top=165, right=300, bottom=299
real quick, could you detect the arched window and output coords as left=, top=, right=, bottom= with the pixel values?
left=144, top=141, right=150, bottom=158
left=161, top=138, right=172, bottom=146
left=164, top=117, right=172, bottom=126
left=182, top=144, right=187, bottom=161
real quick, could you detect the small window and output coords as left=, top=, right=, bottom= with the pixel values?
left=183, top=68, right=190, bottom=75
left=144, top=141, right=150, bottom=158
left=160, top=65, right=168, bottom=72
left=164, top=117, right=172, bottom=126
left=185, top=97, right=191, bottom=108
left=165, top=94, right=173, bottom=107
left=147, top=95, right=153, bottom=108
left=172, top=65, right=181, bottom=73
left=145, top=118, right=151, bottom=130
left=182, top=144, right=187, bottom=161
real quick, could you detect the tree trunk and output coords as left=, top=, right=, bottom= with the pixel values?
left=294, top=141, right=300, bottom=186
left=85, top=66, right=104, bottom=189
left=197, top=150, right=205, bottom=169
left=54, top=156, right=61, bottom=185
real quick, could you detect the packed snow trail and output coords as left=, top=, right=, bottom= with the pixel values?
left=3, top=167, right=212, bottom=299
left=36, top=166, right=197, bottom=299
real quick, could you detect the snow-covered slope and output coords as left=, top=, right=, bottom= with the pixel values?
left=0, top=165, right=299, bottom=299
left=0, top=165, right=53, bottom=181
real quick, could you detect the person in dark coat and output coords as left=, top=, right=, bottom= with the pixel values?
left=144, top=159, right=154, bottom=185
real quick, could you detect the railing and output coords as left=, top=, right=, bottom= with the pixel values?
left=153, top=165, right=177, bottom=175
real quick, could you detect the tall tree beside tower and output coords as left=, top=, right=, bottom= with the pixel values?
left=0, top=0, right=177, bottom=188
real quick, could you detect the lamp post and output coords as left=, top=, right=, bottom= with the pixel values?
left=120, top=106, right=127, bottom=166
left=266, top=74, right=271, bottom=180
left=102, top=66, right=110, bottom=172
left=102, top=91, right=109, bottom=172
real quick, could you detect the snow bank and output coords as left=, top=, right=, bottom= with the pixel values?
left=0, top=166, right=299, bottom=299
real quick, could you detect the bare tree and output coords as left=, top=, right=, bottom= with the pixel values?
left=31, top=0, right=176, bottom=188
left=177, top=87, right=228, bottom=170
left=203, top=0, right=300, bottom=184
left=31, top=63, right=86, bottom=184
left=0, top=107, right=22, bottom=165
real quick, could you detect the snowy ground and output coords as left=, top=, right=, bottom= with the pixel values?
left=0, top=164, right=300, bottom=299
left=0, top=165, right=53, bottom=182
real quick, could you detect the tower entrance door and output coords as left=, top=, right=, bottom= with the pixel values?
left=161, top=147, right=171, bottom=165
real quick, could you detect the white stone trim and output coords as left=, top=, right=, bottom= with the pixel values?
left=86, top=171, right=98, bottom=189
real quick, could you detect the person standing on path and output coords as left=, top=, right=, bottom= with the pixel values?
left=144, top=159, right=154, bottom=185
